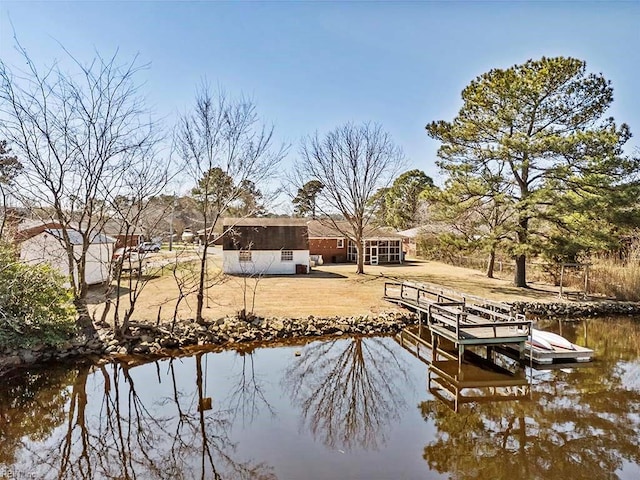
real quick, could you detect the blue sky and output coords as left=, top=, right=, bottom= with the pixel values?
left=1, top=1, right=639, bottom=194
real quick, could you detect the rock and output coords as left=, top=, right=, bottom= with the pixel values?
left=160, top=338, right=179, bottom=348
left=133, top=344, right=149, bottom=354
left=20, top=351, right=38, bottom=363
left=3, top=355, right=21, bottom=366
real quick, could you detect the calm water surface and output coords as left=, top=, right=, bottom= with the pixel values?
left=1, top=316, right=639, bottom=479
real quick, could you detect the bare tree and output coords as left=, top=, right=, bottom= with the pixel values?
left=0, top=41, right=158, bottom=318
left=175, top=85, right=286, bottom=323
left=295, top=122, right=404, bottom=273
left=101, top=151, right=170, bottom=336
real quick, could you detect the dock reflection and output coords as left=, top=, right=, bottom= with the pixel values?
left=428, top=360, right=531, bottom=413
left=397, top=325, right=532, bottom=412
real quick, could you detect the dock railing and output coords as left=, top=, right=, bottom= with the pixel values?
left=384, top=280, right=531, bottom=341
left=384, top=281, right=463, bottom=306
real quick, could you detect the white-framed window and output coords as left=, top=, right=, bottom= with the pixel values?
left=281, top=250, right=293, bottom=261
left=239, top=250, right=252, bottom=262
left=337, top=238, right=345, bottom=249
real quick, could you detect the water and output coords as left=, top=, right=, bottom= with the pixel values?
left=1, top=316, right=639, bottom=479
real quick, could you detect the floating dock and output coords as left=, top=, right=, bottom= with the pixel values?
left=499, top=342, right=594, bottom=365
left=385, top=281, right=594, bottom=365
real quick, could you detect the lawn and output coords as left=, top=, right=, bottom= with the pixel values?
left=89, top=246, right=564, bottom=323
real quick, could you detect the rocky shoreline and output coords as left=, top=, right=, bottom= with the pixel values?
left=511, top=300, right=640, bottom=318
left=2, top=300, right=640, bottom=369
left=0, top=311, right=419, bottom=368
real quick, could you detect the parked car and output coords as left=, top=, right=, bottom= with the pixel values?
left=137, top=241, right=161, bottom=253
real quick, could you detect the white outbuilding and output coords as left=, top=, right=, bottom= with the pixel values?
left=18, top=223, right=116, bottom=285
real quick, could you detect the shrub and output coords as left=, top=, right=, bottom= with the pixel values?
left=0, top=243, right=77, bottom=348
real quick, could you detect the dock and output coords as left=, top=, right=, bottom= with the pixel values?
left=385, top=281, right=531, bottom=359
left=498, top=342, right=594, bottom=365
left=385, top=281, right=594, bottom=365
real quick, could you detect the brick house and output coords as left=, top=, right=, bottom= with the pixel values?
left=307, top=220, right=405, bottom=265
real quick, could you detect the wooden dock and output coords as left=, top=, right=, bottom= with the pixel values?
left=385, top=281, right=531, bottom=359
left=385, top=281, right=593, bottom=365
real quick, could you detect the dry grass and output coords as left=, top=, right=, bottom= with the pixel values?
left=587, top=259, right=640, bottom=301
left=88, top=247, right=570, bottom=323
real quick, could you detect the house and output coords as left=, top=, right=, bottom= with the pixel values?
left=398, top=222, right=456, bottom=258
left=17, top=222, right=116, bottom=285
left=102, top=219, right=145, bottom=249
left=397, top=226, right=422, bottom=258
left=196, top=224, right=224, bottom=245
left=307, top=220, right=349, bottom=263
left=307, top=220, right=405, bottom=265
left=222, top=218, right=309, bottom=275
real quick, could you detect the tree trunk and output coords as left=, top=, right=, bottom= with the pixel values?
left=514, top=216, right=529, bottom=288
left=196, top=243, right=208, bottom=324
left=486, top=250, right=496, bottom=278
left=0, top=188, right=7, bottom=238
left=514, top=254, right=527, bottom=287
left=356, top=240, right=365, bottom=274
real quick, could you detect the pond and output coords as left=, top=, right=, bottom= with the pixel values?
left=1, top=316, right=639, bottom=479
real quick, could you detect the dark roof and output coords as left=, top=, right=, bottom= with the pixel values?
left=223, top=217, right=308, bottom=227
left=15, top=222, right=63, bottom=242
left=222, top=224, right=308, bottom=251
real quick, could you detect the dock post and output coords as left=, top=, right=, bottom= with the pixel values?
left=432, top=333, right=439, bottom=362
left=518, top=341, right=526, bottom=361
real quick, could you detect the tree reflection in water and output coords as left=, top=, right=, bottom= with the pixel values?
left=225, top=349, right=276, bottom=425
left=420, top=317, right=640, bottom=479
left=283, top=336, right=412, bottom=451
left=4, top=355, right=275, bottom=480
left=1, top=318, right=638, bottom=479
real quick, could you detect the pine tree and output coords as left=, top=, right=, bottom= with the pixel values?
left=427, top=56, right=639, bottom=287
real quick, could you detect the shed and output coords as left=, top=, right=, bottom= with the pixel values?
left=18, top=223, right=115, bottom=285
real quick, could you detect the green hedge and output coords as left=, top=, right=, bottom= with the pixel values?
left=0, top=244, right=77, bottom=349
